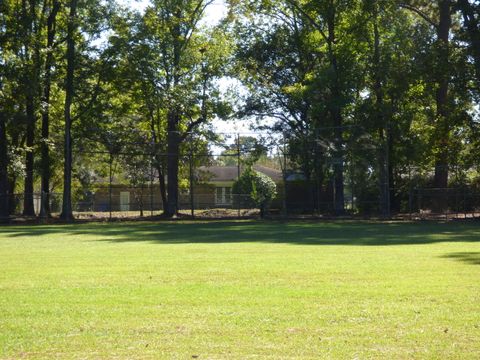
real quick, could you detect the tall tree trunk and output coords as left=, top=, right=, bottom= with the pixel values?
left=164, top=12, right=182, bottom=219
left=153, top=157, right=167, bottom=210
left=23, top=95, right=36, bottom=216
left=457, top=0, right=480, bottom=88
left=149, top=107, right=168, bottom=212
left=158, top=167, right=167, bottom=210
left=388, top=130, right=397, bottom=212
left=8, top=177, right=17, bottom=215
left=8, top=132, right=22, bottom=215
left=327, top=11, right=345, bottom=215
left=0, top=115, right=9, bottom=221
left=165, top=111, right=180, bottom=217
left=21, top=0, right=36, bottom=216
left=60, top=0, right=77, bottom=221
left=433, top=0, right=452, bottom=189
left=39, top=0, right=59, bottom=217
left=372, top=9, right=390, bottom=217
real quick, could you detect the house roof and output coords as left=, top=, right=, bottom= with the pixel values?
left=197, top=165, right=283, bottom=183
left=253, top=165, right=283, bottom=182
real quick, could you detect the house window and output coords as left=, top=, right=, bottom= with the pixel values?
left=215, top=187, right=232, bottom=205
left=120, top=191, right=130, bottom=211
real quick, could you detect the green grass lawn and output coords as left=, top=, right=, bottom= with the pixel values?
left=0, top=221, right=479, bottom=359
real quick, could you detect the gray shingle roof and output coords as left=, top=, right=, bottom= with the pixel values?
left=197, top=165, right=283, bottom=183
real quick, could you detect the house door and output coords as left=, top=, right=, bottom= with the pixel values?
left=120, top=192, right=130, bottom=212
left=215, top=187, right=232, bottom=206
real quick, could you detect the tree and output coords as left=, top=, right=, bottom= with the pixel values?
left=108, top=0, right=231, bottom=217
left=60, top=0, right=78, bottom=221
left=399, top=0, right=454, bottom=189
left=0, top=115, right=8, bottom=221
left=39, top=0, right=61, bottom=217
left=232, top=168, right=277, bottom=218
left=216, top=136, right=267, bottom=166
left=18, top=0, right=43, bottom=216
left=122, top=154, right=151, bottom=217
left=0, top=0, right=478, bottom=220
left=456, top=0, right=480, bottom=88
left=60, top=0, right=113, bottom=220
left=231, top=0, right=367, bottom=214
left=231, top=1, right=320, bottom=212
left=0, top=2, right=10, bottom=220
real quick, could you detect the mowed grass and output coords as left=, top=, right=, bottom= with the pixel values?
left=0, top=221, right=479, bottom=359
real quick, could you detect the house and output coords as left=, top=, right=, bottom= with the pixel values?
left=88, top=164, right=284, bottom=212
left=196, top=165, right=284, bottom=208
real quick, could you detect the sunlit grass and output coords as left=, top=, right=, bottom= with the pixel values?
left=0, top=220, right=479, bottom=359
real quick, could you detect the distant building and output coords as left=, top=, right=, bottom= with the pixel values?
left=89, top=165, right=283, bottom=212
left=197, top=165, right=283, bottom=207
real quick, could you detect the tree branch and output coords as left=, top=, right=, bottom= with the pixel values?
left=399, top=3, right=438, bottom=29
left=284, top=0, right=329, bottom=42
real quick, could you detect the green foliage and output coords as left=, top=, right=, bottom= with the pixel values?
left=216, top=136, right=268, bottom=167
left=228, top=0, right=480, bottom=214
left=232, top=168, right=277, bottom=216
left=1, top=0, right=480, bottom=217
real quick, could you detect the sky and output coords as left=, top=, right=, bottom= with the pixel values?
left=119, top=0, right=229, bottom=25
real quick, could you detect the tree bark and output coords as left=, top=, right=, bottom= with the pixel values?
left=327, top=10, right=345, bottom=215
left=22, top=96, right=36, bottom=216
left=372, top=8, right=390, bottom=217
left=158, top=167, right=167, bottom=210
left=0, top=116, right=9, bottom=221
left=39, top=0, right=59, bottom=217
left=165, top=110, right=180, bottom=217
left=8, top=177, right=17, bottom=215
left=21, top=0, right=36, bottom=216
left=60, top=0, right=77, bottom=221
left=148, top=106, right=168, bottom=212
left=457, top=0, right=480, bottom=87
left=164, top=10, right=182, bottom=218
left=433, top=0, right=452, bottom=189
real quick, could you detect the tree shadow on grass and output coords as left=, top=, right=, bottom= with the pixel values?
left=440, top=252, right=480, bottom=265
left=0, top=220, right=479, bottom=246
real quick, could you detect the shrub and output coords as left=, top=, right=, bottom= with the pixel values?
left=232, top=168, right=277, bottom=217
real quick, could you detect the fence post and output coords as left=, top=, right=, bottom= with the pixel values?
left=40, top=191, right=47, bottom=222
left=445, top=190, right=448, bottom=221
left=385, top=119, right=391, bottom=218
left=282, top=134, right=288, bottom=217
left=455, top=189, right=459, bottom=219
left=417, top=188, right=422, bottom=220
left=0, top=190, right=8, bottom=224
left=109, top=152, right=113, bottom=221
left=237, top=133, right=241, bottom=218
left=150, top=159, right=154, bottom=217
left=408, top=186, right=413, bottom=221
left=189, top=152, right=194, bottom=219
left=350, top=159, right=355, bottom=215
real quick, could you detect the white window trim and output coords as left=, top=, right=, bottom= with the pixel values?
left=215, top=187, right=232, bottom=205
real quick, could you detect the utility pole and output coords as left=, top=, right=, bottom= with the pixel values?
left=282, top=133, right=288, bottom=217
left=237, top=133, right=241, bottom=217
left=109, top=152, right=113, bottom=220
left=150, top=159, right=154, bottom=217
left=189, top=135, right=195, bottom=219
left=384, top=119, right=391, bottom=218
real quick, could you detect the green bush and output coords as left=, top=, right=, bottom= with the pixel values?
left=232, top=169, right=277, bottom=217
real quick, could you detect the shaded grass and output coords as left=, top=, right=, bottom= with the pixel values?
left=0, top=220, right=479, bottom=359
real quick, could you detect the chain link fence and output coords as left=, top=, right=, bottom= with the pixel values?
left=3, top=192, right=265, bottom=220
left=3, top=182, right=480, bottom=222
left=2, top=135, right=480, bottom=221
